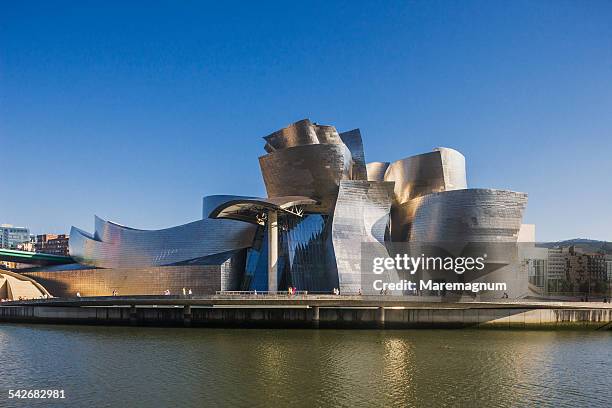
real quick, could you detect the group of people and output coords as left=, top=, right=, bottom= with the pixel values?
left=162, top=288, right=193, bottom=296
left=0, top=296, right=34, bottom=302
left=3, top=294, right=51, bottom=302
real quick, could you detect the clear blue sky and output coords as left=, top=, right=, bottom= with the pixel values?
left=1, top=1, right=611, bottom=242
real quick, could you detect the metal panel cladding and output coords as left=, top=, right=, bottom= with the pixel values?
left=263, top=119, right=319, bottom=152
left=331, top=180, right=397, bottom=294
left=339, top=129, right=368, bottom=181
left=390, top=189, right=528, bottom=298
left=69, top=216, right=256, bottom=269
left=258, top=143, right=353, bottom=213
left=262, top=119, right=344, bottom=153
left=398, top=188, right=528, bottom=243
left=435, top=147, right=467, bottom=192
left=366, top=162, right=390, bottom=181
left=22, top=256, right=244, bottom=297
left=313, top=124, right=343, bottom=146
left=385, top=148, right=467, bottom=204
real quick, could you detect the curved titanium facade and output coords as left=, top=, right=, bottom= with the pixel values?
left=263, top=119, right=343, bottom=153
left=435, top=147, right=467, bottom=192
left=331, top=180, right=396, bottom=294
left=385, top=148, right=467, bottom=204
left=264, top=119, right=318, bottom=152
left=386, top=189, right=528, bottom=298
left=396, top=189, right=527, bottom=243
left=366, top=162, right=390, bottom=181
left=259, top=143, right=352, bottom=213
left=313, top=124, right=343, bottom=146
left=23, top=251, right=245, bottom=297
left=69, top=216, right=256, bottom=269
left=28, top=117, right=530, bottom=300
left=339, top=129, right=367, bottom=181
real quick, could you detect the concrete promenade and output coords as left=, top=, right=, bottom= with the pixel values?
left=1, top=295, right=611, bottom=330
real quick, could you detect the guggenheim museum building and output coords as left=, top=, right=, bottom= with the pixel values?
left=21, top=119, right=529, bottom=299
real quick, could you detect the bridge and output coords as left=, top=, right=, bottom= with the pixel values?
left=0, top=248, right=75, bottom=266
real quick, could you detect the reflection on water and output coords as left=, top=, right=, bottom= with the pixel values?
left=0, top=325, right=610, bottom=407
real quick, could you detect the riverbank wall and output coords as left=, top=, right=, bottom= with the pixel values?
left=1, top=303, right=611, bottom=330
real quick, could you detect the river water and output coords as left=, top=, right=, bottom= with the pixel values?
left=0, top=324, right=610, bottom=407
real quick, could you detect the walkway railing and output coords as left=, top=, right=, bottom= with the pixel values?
left=214, top=290, right=340, bottom=300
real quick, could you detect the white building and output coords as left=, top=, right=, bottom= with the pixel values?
left=0, top=224, right=30, bottom=249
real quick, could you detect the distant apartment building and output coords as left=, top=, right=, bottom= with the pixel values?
left=543, top=246, right=610, bottom=295
left=587, top=253, right=607, bottom=290
left=564, top=247, right=588, bottom=292
left=526, top=245, right=611, bottom=296
left=546, top=248, right=566, bottom=293
left=16, top=236, right=35, bottom=252
left=0, top=224, right=30, bottom=249
left=564, top=246, right=608, bottom=294
left=34, top=234, right=70, bottom=256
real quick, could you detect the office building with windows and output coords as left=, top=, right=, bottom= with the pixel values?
left=0, top=224, right=30, bottom=249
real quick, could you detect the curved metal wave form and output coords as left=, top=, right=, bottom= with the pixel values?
left=391, top=188, right=528, bottom=298
left=366, top=162, right=390, bottom=181
left=69, top=216, right=256, bottom=269
left=435, top=147, right=468, bottom=191
left=339, top=129, right=367, bottom=180
left=385, top=148, right=467, bottom=204
left=394, top=188, right=528, bottom=243
left=259, top=143, right=352, bottom=213
left=263, top=119, right=343, bottom=153
left=331, top=180, right=397, bottom=294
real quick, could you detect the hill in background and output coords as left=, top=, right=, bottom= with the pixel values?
left=537, top=239, right=612, bottom=255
